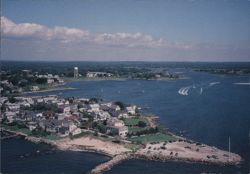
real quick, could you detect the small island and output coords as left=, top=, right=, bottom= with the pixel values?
left=0, top=95, right=242, bottom=174
left=193, top=67, right=250, bottom=76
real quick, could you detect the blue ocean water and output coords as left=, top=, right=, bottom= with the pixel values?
left=1, top=137, right=111, bottom=174
left=2, top=67, right=250, bottom=173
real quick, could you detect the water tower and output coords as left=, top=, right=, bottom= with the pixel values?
left=74, top=67, right=79, bottom=78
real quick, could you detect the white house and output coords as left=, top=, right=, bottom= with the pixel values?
left=62, top=106, right=71, bottom=114
left=0, top=97, right=8, bottom=105
left=95, top=110, right=111, bottom=121
left=101, top=102, right=112, bottom=107
left=31, top=86, right=40, bottom=91
left=27, top=122, right=37, bottom=131
left=56, top=113, right=67, bottom=120
left=106, top=118, right=128, bottom=138
left=47, top=78, right=54, bottom=84
left=36, top=98, right=44, bottom=103
left=110, top=104, right=121, bottom=111
left=126, top=105, right=136, bottom=115
left=6, top=103, right=20, bottom=112
left=20, top=102, right=30, bottom=108
left=69, top=123, right=82, bottom=135
left=107, top=118, right=125, bottom=127
left=117, top=111, right=129, bottom=118
left=5, top=112, right=16, bottom=123
left=88, top=104, right=100, bottom=112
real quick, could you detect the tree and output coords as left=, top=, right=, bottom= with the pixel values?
left=89, top=98, right=99, bottom=103
left=114, top=101, right=126, bottom=110
left=138, top=121, right=147, bottom=127
left=36, top=77, right=47, bottom=84
left=8, top=96, right=17, bottom=103
left=94, top=131, right=98, bottom=136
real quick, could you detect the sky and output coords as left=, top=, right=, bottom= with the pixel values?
left=1, top=0, right=250, bottom=62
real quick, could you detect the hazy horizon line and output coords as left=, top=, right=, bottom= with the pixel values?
left=1, top=59, right=250, bottom=63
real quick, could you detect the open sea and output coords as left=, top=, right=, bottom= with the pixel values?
left=1, top=63, right=250, bottom=174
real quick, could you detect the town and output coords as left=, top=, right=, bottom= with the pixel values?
left=0, top=61, right=180, bottom=97
left=0, top=94, right=158, bottom=140
left=0, top=69, right=65, bottom=96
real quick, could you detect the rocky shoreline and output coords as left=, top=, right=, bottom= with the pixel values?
left=1, top=125, right=243, bottom=174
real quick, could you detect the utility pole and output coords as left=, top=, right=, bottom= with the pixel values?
left=228, top=136, right=231, bottom=162
left=248, top=130, right=250, bottom=174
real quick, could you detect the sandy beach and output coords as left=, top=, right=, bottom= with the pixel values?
left=56, top=136, right=132, bottom=156
left=22, top=87, right=76, bottom=94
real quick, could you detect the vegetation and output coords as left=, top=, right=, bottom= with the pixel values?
left=128, top=133, right=176, bottom=144
left=92, top=121, right=106, bottom=134
left=128, top=127, right=159, bottom=137
left=31, top=103, right=60, bottom=112
left=123, top=117, right=149, bottom=127
left=138, top=120, right=147, bottom=127
left=69, top=132, right=87, bottom=140
left=114, top=101, right=126, bottom=110
left=31, top=128, right=51, bottom=137
left=1, top=123, right=31, bottom=135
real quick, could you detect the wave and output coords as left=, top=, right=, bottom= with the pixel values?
left=209, top=82, right=220, bottom=87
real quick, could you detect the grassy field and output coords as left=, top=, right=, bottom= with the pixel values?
left=128, top=127, right=149, bottom=134
left=123, top=117, right=149, bottom=127
left=1, top=124, right=31, bottom=135
left=2, top=124, right=62, bottom=140
left=128, top=133, right=176, bottom=144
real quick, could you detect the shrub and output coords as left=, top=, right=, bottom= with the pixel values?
left=138, top=121, right=147, bottom=127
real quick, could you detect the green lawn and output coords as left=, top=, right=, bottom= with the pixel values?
left=123, top=117, right=149, bottom=126
left=1, top=124, right=62, bottom=140
left=128, top=127, right=148, bottom=134
left=128, top=133, right=176, bottom=144
left=1, top=124, right=31, bottom=135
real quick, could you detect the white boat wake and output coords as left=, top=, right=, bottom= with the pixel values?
left=209, top=82, right=220, bottom=87
left=178, top=81, right=220, bottom=96
left=178, top=86, right=193, bottom=96
left=233, top=82, right=250, bottom=85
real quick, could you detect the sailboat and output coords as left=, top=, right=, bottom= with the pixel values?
left=200, top=87, right=203, bottom=95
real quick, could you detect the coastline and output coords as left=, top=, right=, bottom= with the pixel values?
left=2, top=126, right=243, bottom=174
left=19, top=76, right=186, bottom=96
left=63, top=77, right=184, bottom=82
left=21, top=87, right=77, bottom=94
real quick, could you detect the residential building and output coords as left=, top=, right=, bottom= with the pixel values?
left=106, top=118, right=128, bottom=138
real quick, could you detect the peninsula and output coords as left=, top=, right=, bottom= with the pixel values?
left=0, top=95, right=242, bottom=174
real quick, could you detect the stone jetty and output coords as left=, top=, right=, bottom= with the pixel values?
left=89, top=153, right=132, bottom=174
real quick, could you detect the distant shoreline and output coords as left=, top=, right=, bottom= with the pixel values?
left=21, top=87, right=77, bottom=94
left=63, top=76, right=184, bottom=82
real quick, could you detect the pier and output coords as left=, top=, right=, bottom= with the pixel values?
left=89, top=153, right=132, bottom=174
